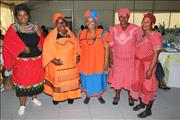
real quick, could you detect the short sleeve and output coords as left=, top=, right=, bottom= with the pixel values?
left=109, top=27, right=114, bottom=47
left=150, top=32, right=163, bottom=51
left=102, top=31, right=110, bottom=42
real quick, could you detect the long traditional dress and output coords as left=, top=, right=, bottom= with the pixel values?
left=78, top=28, right=109, bottom=97
left=3, top=23, right=44, bottom=96
left=109, top=24, right=142, bottom=91
left=43, top=27, right=81, bottom=101
left=131, top=32, right=162, bottom=104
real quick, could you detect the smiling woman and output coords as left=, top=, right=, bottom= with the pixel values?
left=2, top=4, right=44, bottom=116
left=115, top=12, right=180, bottom=29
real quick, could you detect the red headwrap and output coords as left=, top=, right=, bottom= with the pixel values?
left=53, top=13, right=65, bottom=24
left=143, top=13, right=156, bottom=24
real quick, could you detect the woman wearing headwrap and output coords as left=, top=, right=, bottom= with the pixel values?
left=109, top=8, right=142, bottom=105
left=78, top=9, right=109, bottom=104
left=43, top=13, right=81, bottom=105
left=2, top=4, right=44, bottom=115
left=131, top=13, right=162, bottom=118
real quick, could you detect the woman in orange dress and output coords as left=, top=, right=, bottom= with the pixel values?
left=131, top=13, right=162, bottom=118
left=43, top=13, right=81, bottom=105
left=78, top=10, right=109, bottom=104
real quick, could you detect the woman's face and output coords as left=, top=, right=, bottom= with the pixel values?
left=141, top=17, right=153, bottom=31
left=86, top=17, right=96, bottom=31
left=17, top=10, right=29, bottom=25
left=118, top=14, right=129, bottom=26
left=56, top=18, right=67, bottom=33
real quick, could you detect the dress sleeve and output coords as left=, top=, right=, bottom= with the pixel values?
left=150, top=32, right=163, bottom=51
left=3, top=24, right=26, bottom=70
left=102, top=30, right=110, bottom=48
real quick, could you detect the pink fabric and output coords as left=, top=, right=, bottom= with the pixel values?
left=136, top=32, right=162, bottom=59
left=109, top=24, right=142, bottom=91
left=118, top=8, right=131, bottom=17
left=131, top=32, right=162, bottom=104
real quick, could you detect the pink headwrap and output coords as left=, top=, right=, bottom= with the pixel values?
left=118, top=8, right=131, bottom=17
left=143, top=13, right=156, bottom=24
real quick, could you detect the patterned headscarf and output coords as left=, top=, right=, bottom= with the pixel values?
left=118, top=8, right=131, bottom=17
left=143, top=13, right=156, bottom=24
left=84, top=9, right=100, bottom=22
left=53, top=13, right=65, bottom=24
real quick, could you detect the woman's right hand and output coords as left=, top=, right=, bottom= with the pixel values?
left=22, top=47, right=30, bottom=53
left=51, top=58, right=63, bottom=66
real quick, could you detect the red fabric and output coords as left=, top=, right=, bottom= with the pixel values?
left=3, top=24, right=26, bottom=70
left=2, top=24, right=44, bottom=70
left=12, top=57, right=44, bottom=87
left=131, top=56, right=153, bottom=92
left=37, top=29, right=44, bottom=50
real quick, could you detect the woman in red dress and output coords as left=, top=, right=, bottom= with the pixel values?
left=131, top=13, right=162, bottom=118
left=3, top=4, right=44, bottom=115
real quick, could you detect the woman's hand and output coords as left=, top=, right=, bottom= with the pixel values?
left=22, top=47, right=30, bottom=53
left=76, top=55, right=80, bottom=63
left=51, top=58, right=63, bottom=66
left=146, top=69, right=153, bottom=79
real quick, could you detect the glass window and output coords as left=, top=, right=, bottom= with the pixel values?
left=154, top=13, right=170, bottom=29
left=170, top=12, right=180, bottom=28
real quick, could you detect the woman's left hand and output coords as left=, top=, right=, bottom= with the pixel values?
left=146, top=69, right=153, bottom=79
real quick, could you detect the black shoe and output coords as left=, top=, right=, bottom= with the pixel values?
left=98, top=97, right=105, bottom=104
left=68, top=99, right=74, bottom=104
left=133, top=104, right=145, bottom=111
left=53, top=100, right=59, bottom=105
left=84, top=97, right=90, bottom=104
left=128, top=97, right=134, bottom=106
left=112, top=96, right=120, bottom=105
left=137, top=110, right=152, bottom=118
left=159, top=85, right=171, bottom=90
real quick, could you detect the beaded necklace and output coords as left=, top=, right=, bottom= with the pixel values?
left=12, top=23, right=36, bottom=34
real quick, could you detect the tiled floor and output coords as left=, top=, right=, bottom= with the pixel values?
left=1, top=86, right=180, bottom=120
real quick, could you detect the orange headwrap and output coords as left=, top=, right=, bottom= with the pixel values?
left=53, top=13, right=65, bottom=24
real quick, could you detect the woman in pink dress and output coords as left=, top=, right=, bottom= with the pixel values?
left=131, top=13, right=162, bottom=118
left=109, top=8, right=142, bottom=105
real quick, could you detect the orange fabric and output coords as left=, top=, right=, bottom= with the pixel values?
left=78, top=29, right=110, bottom=74
left=43, top=27, right=81, bottom=101
left=44, top=84, right=81, bottom=101
left=53, top=13, right=65, bottom=24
